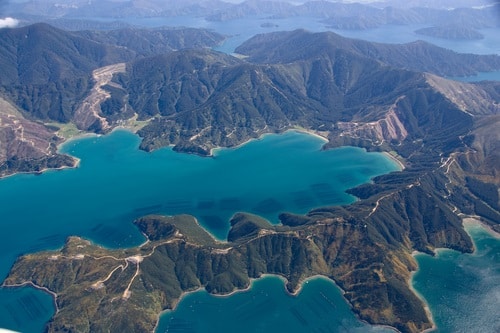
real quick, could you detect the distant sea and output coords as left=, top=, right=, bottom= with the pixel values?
left=71, top=15, right=500, bottom=57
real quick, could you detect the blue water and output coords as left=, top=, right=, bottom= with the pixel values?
left=449, top=70, right=500, bottom=82
left=156, top=275, right=394, bottom=333
left=0, top=286, right=54, bottom=333
left=102, top=15, right=500, bottom=56
left=330, top=25, right=500, bottom=56
left=0, top=129, right=399, bottom=332
left=156, top=221, right=500, bottom=333
left=412, top=222, right=500, bottom=333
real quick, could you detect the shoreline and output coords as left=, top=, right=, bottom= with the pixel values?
left=2, top=281, right=59, bottom=314
left=408, top=266, right=437, bottom=333
left=462, top=216, right=500, bottom=239
left=382, top=151, right=406, bottom=171
left=0, top=127, right=136, bottom=180
left=0, top=130, right=97, bottom=180
left=154, top=274, right=287, bottom=332
left=286, top=127, right=329, bottom=143
left=2, top=125, right=401, bottom=181
left=0, top=155, right=81, bottom=181
left=290, top=275, right=400, bottom=333
left=407, top=215, right=497, bottom=333
left=56, top=132, right=100, bottom=152
left=209, top=127, right=329, bottom=156
left=154, top=273, right=401, bottom=333
left=209, top=132, right=273, bottom=156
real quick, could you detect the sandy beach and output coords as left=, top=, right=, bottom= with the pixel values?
left=286, top=127, right=329, bottom=143
left=210, top=126, right=329, bottom=156
left=382, top=151, right=405, bottom=170
left=56, top=132, right=99, bottom=152
left=462, top=216, right=500, bottom=239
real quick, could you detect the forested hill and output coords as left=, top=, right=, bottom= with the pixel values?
left=0, top=23, right=225, bottom=176
left=235, top=29, right=500, bottom=77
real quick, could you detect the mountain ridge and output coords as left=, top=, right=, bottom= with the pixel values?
left=235, top=29, right=500, bottom=76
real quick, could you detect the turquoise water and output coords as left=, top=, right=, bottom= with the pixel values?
left=1, top=129, right=497, bottom=333
left=156, top=275, right=394, bottom=333
left=412, top=222, right=500, bottom=333
left=0, top=129, right=399, bottom=332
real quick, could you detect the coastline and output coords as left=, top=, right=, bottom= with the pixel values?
left=409, top=215, right=500, bottom=333
left=209, top=132, right=273, bottom=156
left=3, top=127, right=137, bottom=180
left=286, top=127, right=329, bottom=144
left=462, top=216, right=500, bottom=239
left=56, top=132, right=99, bottom=152
left=292, top=275, right=401, bottom=333
left=0, top=130, right=97, bottom=180
left=155, top=273, right=402, bottom=333
left=382, top=151, right=405, bottom=171
left=154, top=274, right=283, bottom=332
left=2, top=124, right=397, bottom=181
left=408, top=264, right=437, bottom=333
left=37, top=157, right=81, bottom=175
left=1, top=281, right=59, bottom=314
left=0, top=155, right=81, bottom=181
left=210, top=127, right=329, bottom=156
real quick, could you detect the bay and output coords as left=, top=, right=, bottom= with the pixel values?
left=0, top=286, right=54, bottom=333
left=157, top=220, right=500, bottom=333
left=156, top=275, right=394, bottom=333
left=0, top=129, right=399, bottom=332
left=412, top=222, right=500, bottom=333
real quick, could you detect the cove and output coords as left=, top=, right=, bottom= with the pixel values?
left=412, top=221, right=500, bottom=333
left=156, top=275, right=394, bottom=333
left=0, top=129, right=399, bottom=332
left=156, top=220, right=500, bottom=333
